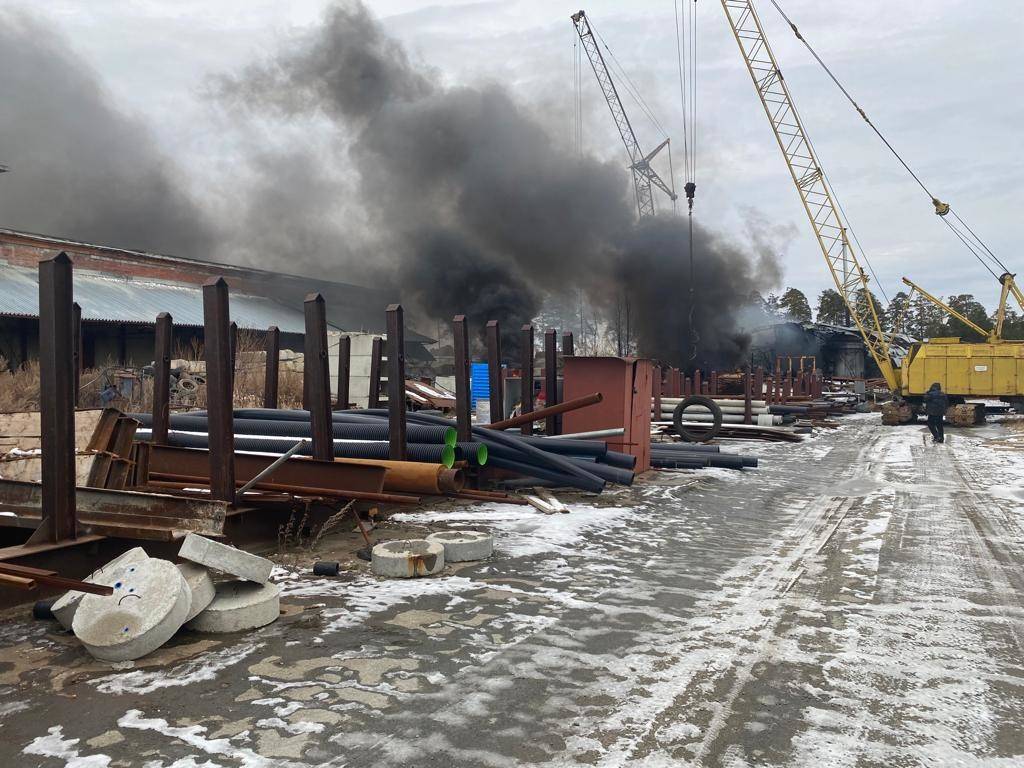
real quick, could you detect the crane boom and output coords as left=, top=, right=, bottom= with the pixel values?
left=720, top=0, right=900, bottom=391
left=571, top=10, right=676, bottom=218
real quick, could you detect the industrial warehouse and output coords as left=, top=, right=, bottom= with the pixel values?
left=0, top=2, right=1021, bottom=767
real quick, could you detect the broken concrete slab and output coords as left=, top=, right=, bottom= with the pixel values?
left=185, top=580, right=280, bottom=633
left=426, top=530, right=494, bottom=562
left=177, top=561, right=216, bottom=622
left=51, top=546, right=150, bottom=630
left=371, top=539, right=444, bottom=578
left=178, top=533, right=272, bottom=584
left=72, top=558, right=191, bottom=662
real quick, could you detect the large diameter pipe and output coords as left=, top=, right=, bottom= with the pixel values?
left=332, top=458, right=464, bottom=494
left=134, top=413, right=456, bottom=447
left=141, top=430, right=457, bottom=468
left=599, top=450, right=637, bottom=470
left=454, top=442, right=489, bottom=466
left=485, top=392, right=603, bottom=431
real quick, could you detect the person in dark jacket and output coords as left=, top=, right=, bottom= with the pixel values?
left=922, top=382, right=948, bottom=443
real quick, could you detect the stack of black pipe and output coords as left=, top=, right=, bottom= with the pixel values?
left=649, top=441, right=758, bottom=470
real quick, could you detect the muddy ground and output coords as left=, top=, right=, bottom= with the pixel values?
left=2, top=413, right=1023, bottom=767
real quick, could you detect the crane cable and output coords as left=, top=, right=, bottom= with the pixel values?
left=675, top=0, right=699, bottom=360
left=767, top=0, right=1010, bottom=279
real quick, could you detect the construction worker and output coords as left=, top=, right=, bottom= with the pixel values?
left=923, top=382, right=948, bottom=443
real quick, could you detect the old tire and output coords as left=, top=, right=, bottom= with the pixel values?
left=673, top=396, right=723, bottom=443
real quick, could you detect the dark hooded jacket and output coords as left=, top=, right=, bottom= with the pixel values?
left=923, top=383, right=949, bottom=417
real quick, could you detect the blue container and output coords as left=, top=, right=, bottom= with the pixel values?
left=470, top=362, right=490, bottom=407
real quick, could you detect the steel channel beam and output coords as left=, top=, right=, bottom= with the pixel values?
left=146, top=444, right=386, bottom=494
left=452, top=315, right=472, bottom=442
left=520, top=324, right=534, bottom=436
left=37, top=252, right=76, bottom=543
left=487, top=320, right=503, bottom=421
left=561, top=331, right=574, bottom=357
left=304, top=293, right=334, bottom=461
left=544, top=328, right=559, bottom=435
left=152, top=312, right=173, bottom=445
left=202, top=277, right=236, bottom=504
left=264, top=325, right=280, bottom=409
left=72, top=302, right=82, bottom=407
left=386, top=304, right=407, bottom=460
left=335, top=335, right=351, bottom=410
left=368, top=336, right=383, bottom=409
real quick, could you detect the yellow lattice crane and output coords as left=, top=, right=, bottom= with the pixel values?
left=721, top=0, right=1024, bottom=418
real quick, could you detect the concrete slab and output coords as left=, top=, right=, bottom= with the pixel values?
left=426, top=530, right=493, bottom=562
left=176, top=562, right=216, bottom=622
left=185, top=580, right=281, bottom=633
left=72, top=559, right=191, bottom=662
left=371, top=539, right=444, bottom=578
left=178, top=533, right=273, bottom=584
left=51, top=546, right=149, bottom=630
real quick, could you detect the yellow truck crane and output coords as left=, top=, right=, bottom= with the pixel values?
left=720, top=0, right=1024, bottom=422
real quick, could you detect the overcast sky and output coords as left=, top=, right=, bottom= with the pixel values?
left=3, top=0, right=1021, bottom=313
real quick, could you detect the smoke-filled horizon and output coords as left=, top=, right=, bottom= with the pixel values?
left=0, top=1, right=782, bottom=369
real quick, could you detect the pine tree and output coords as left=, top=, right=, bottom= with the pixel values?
left=944, top=294, right=990, bottom=341
left=778, top=287, right=812, bottom=322
left=815, top=289, right=847, bottom=325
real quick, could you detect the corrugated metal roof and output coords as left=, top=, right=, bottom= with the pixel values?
left=0, top=264, right=331, bottom=335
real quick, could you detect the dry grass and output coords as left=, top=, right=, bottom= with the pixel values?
left=0, top=331, right=306, bottom=414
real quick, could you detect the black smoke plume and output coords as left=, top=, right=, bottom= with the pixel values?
left=0, top=11, right=216, bottom=258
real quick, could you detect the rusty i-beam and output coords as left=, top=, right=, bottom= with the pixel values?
left=368, top=336, right=383, bottom=409
left=386, top=304, right=407, bottom=461
left=486, top=320, right=503, bottom=422
left=152, top=312, right=173, bottom=445
left=304, top=293, right=333, bottom=461
left=37, top=252, right=76, bottom=542
left=72, top=302, right=82, bottom=407
left=335, top=335, right=350, bottom=410
left=520, top=324, right=534, bottom=436
left=263, top=325, right=279, bottom=409
left=202, top=277, right=235, bottom=504
left=544, top=328, right=559, bottom=435
left=453, top=315, right=472, bottom=442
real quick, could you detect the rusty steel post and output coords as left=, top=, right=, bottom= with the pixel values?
left=683, top=376, right=691, bottom=397
left=202, top=277, right=235, bottom=504
left=229, top=320, right=238, bottom=390
left=693, top=369, right=702, bottom=397
left=755, top=366, right=764, bottom=400
left=744, top=367, right=753, bottom=425
left=304, top=294, right=333, bottom=462
left=453, top=315, right=472, bottom=442
left=152, top=312, right=173, bottom=446
left=38, top=253, right=76, bottom=542
left=386, top=304, right=407, bottom=461
left=544, top=328, right=559, bottom=435
left=710, top=370, right=719, bottom=396
left=263, top=326, right=279, bottom=409
left=72, top=302, right=82, bottom=407
left=335, top=335, right=351, bottom=410
left=368, top=336, right=383, bottom=409
left=561, top=330, right=574, bottom=357
left=520, top=324, right=534, bottom=435
left=652, top=365, right=662, bottom=425
left=486, top=320, right=503, bottom=422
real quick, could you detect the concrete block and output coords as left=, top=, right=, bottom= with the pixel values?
left=426, top=530, right=494, bottom=562
left=52, top=546, right=149, bottom=630
left=177, top=562, right=216, bottom=622
left=178, top=533, right=272, bottom=584
left=185, top=580, right=280, bottom=633
left=72, top=559, right=191, bottom=662
left=371, top=539, right=445, bottom=578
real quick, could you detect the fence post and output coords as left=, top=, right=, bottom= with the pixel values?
left=38, top=253, right=76, bottom=541
left=561, top=330, right=574, bottom=357
left=263, top=326, right=279, bottom=409
left=202, top=277, right=235, bottom=504
left=335, top=335, right=350, bottom=410
left=386, top=305, right=407, bottom=460
left=520, top=324, right=534, bottom=435
left=304, top=294, right=333, bottom=461
left=544, top=328, right=559, bottom=435
left=152, top=312, right=173, bottom=445
left=453, top=315, right=472, bottom=442
left=486, top=320, right=503, bottom=422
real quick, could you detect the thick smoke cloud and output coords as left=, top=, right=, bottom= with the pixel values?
left=0, top=12, right=215, bottom=258
left=0, top=1, right=780, bottom=369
